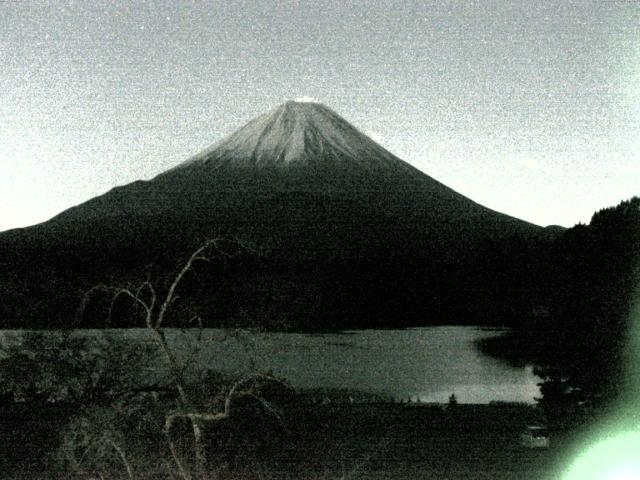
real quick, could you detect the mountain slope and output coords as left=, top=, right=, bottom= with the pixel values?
left=0, top=101, right=549, bottom=329
left=49, top=101, right=521, bottom=224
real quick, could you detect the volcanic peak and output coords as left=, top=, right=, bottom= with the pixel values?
left=176, top=101, right=408, bottom=173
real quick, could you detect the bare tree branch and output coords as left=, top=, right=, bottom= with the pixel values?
left=78, top=238, right=268, bottom=480
left=108, top=438, right=135, bottom=480
left=108, top=287, right=152, bottom=326
left=156, top=238, right=224, bottom=330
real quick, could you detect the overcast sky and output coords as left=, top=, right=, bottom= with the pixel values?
left=1, top=0, right=638, bottom=231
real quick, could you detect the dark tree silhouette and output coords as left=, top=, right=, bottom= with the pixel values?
left=485, top=197, right=640, bottom=425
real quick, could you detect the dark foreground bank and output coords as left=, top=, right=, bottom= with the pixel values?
left=1, top=401, right=579, bottom=480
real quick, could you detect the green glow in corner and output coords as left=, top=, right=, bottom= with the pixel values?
left=563, top=283, right=640, bottom=480
left=563, top=430, right=640, bottom=480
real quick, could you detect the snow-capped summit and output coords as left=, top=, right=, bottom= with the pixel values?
left=47, top=101, right=527, bottom=220
left=177, top=100, right=413, bottom=174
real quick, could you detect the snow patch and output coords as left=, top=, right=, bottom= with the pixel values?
left=293, top=96, right=319, bottom=103
left=177, top=100, right=414, bottom=173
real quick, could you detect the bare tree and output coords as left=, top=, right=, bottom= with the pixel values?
left=80, top=238, right=293, bottom=480
left=61, top=406, right=137, bottom=480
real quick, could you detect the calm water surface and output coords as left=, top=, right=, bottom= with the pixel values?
left=138, top=326, right=540, bottom=404
left=3, top=326, right=540, bottom=404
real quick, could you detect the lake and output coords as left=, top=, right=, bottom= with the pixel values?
left=1, top=326, right=540, bottom=404
left=132, top=326, right=540, bottom=404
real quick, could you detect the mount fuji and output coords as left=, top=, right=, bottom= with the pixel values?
left=0, top=101, right=549, bottom=329
left=49, top=101, right=525, bottom=223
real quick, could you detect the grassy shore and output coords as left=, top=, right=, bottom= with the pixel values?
left=261, top=403, right=568, bottom=480
left=1, top=401, right=580, bottom=479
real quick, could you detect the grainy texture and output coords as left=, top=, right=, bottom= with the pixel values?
left=2, top=1, right=639, bottom=231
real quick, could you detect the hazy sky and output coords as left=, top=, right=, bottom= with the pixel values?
left=1, top=0, right=638, bottom=231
